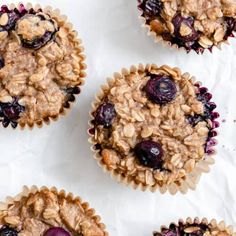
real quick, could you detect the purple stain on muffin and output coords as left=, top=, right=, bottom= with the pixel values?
left=145, top=74, right=177, bottom=105
left=0, top=225, right=18, bottom=236
left=0, top=97, right=25, bottom=128
left=134, top=140, right=163, bottom=169
left=94, top=102, right=116, bottom=127
left=44, top=227, right=71, bottom=236
left=187, top=84, right=219, bottom=155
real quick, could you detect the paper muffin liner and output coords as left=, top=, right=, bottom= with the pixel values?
left=88, top=64, right=219, bottom=195
left=0, top=185, right=108, bottom=235
left=137, top=1, right=234, bottom=54
left=0, top=3, right=86, bottom=130
left=153, top=217, right=236, bottom=236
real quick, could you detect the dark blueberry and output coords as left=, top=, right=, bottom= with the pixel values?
left=0, top=57, right=4, bottom=69
left=145, top=74, right=177, bottom=105
left=65, top=86, right=81, bottom=95
left=0, top=226, right=18, bottom=236
left=205, top=102, right=216, bottom=111
left=134, top=140, right=163, bottom=169
left=21, top=30, right=57, bottom=50
left=172, top=13, right=199, bottom=43
left=44, top=227, right=71, bottom=236
left=225, top=17, right=236, bottom=39
left=94, top=102, right=116, bottom=127
left=0, top=12, right=19, bottom=31
left=208, top=130, right=217, bottom=137
left=199, top=87, right=208, bottom=94
left=16, top=14, right=58, bottom=50
left=0, top=98, right=25, bottom=128
left=141, top=0, right=163, bottom=18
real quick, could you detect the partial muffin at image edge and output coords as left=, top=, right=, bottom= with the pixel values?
left=0, top=186, right=108, bottom=236
left=0, top=3, right=86, bottom=129
left=137, top=0, right=236, bottom=54
left=88, top=64, right=219, bottom=194
left=153, top=217, right=236, bottom=236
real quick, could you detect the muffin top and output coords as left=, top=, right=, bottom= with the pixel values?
left=154, top=218, right=234, bottom=236
left=90, top=65, right=219, bottom=188
left=0, top=4, right=85, bottom=128
left=139, top=0, right=236, bottom=53
left=0, top=188, right=106, bottom=236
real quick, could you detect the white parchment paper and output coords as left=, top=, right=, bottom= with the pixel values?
left=0, top=0, right=236, bottom=235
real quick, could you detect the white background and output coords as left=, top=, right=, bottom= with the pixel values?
left=1, top=0, right=236, bottom=235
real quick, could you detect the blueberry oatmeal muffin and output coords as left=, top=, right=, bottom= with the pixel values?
left=0, top=3, right=86, bottom=128
left=0, top=186, right=107, bottom=236
left=153, top=218, right=236, bottom=236
left=88, top=64, right=219, bottom=194
left=138, top=0, right=236, bottom=53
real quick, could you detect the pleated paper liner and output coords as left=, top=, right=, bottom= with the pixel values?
left=88, top=64, right=219, bottom=195
left=0, top=186, right=108, bottom=235
left=137, top=1, right=234, bottom=54
left=153, top=217, right=236, bottom=236
left=1, top=3, right=86, bottom=129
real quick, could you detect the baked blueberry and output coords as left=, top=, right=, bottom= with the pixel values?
left=172, top=14, right=199, bottom=43
left=145, top=74, right=177, bottom=104
left=16, top=13, right=58, bottom=50
left=134, top=140, right=163, bottom=169
left=94, top=102, right=116, bottom=127
left=0, top=98, right=25, bottom=128
left=0, top=226, right=18, bottom=236
left=142, top=0, right=163, bottom=18
left=44, top=227, right=70, bottom=236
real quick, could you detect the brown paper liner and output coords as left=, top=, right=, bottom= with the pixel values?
left=0, top=186, right=108, bottom=235
left=2, top=3, right=86, bottom=130
left=137, top=3, right=232, bottom=54
left=88, top=64, right=218, bottom=195
left=153, top=217, right=236, bottom=236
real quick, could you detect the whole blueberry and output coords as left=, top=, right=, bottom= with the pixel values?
left=142, top=0, right=163, bottom=18
left=172, top=13, right=199, bottom=43
left=145, top=74, right=177, bottom=104
left=94, top=102, right=116, bottom=127
left=0, top=226, right=18, bottom=236
left=134, top=140, right=163, bottom=169
left=44, top=227, right=71, bottom=236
